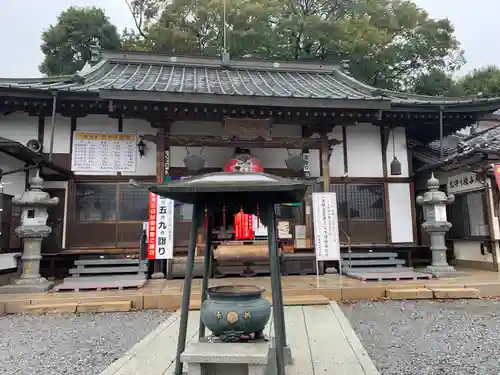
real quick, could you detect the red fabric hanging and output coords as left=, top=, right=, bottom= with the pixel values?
left=234, top=210, right=254, bottom=240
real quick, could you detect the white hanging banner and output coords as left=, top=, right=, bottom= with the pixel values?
left=147, top=192, right=174, bottom=260
left=312, top=192, right=341, bottom=261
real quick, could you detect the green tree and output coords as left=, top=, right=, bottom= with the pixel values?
left=39, top=7, right=122, bottom=76
left=413, top=70, right=464, bottom=96
left=125, top=0, right=465, bottom=91
left=456, top=66, right=500, bottom=97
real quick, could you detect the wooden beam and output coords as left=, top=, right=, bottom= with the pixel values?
left=164, top=135, right=337, bottom=149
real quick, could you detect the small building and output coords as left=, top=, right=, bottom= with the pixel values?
left=1, top=50, right=499, bottom=278
left=414, top=124, right=500, bottom=271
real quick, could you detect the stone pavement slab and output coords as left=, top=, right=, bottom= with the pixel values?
left=99, top=303, right=380, bottom=375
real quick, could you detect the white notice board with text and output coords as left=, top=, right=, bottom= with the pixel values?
left=71, top=131, right=137, bottom=173
left=312, top=192, right=341, bottom=262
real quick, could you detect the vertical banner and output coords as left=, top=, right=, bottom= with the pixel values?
left=312, top=192, right=341, bottom=261
left=148, top=192, right=174, bottom=259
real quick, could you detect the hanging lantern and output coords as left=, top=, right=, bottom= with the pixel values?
left=184, top=154, right=206, bottom=172
left=390, top=157, right=402, bottom=176
left=285, top=154, right=306, bottom=172
left=389, top=128, right=402, bottom=176
left=224, top=148, right=263, bottom=173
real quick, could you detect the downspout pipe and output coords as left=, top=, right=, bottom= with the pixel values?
left=48, top=91, right=58, bottom=162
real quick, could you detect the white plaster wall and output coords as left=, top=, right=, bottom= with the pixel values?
left=43, top=115, right=71, bottom=154
left=346, top=123, right=384, bottom=177
left=308, top=126, right=343, bottom=178
left=44, top=181, right=69, bottom=249
left=75, top=115, right=119, bottom=176
left=453, top=240, right=495, bottom=263
left=122, top=118, right=156, bottom=176
left=0, top=154, right=25, bottom=196
left=385, top=127, right=409, bottom=178
left=0, top=113, right=38, bottom=145
left=387, top=183, right=414, bottom=243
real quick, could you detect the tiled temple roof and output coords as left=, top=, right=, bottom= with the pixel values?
left=1, top=51, right=500, bottom=110
left=413, top=124, right=500, bottom=171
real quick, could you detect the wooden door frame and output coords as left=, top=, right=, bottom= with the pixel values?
left=44, top=188, right=66, bottom=253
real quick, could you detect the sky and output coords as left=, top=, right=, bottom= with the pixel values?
left=0, top=0, right=497, bottom=78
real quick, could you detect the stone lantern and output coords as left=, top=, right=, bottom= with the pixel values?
left=416, top=173, right=457, bottom=276
left=0, top=172, right=59, bottom=293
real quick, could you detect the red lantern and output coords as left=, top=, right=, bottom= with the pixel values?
left=224, top=148, right=263, bottom=173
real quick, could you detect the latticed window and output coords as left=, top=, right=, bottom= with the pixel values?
left=316, top=183, right=387, bottom=243
left=71, top=182, right=153, bottom=248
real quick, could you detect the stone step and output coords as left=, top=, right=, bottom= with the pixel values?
left=341, top=252, right=398, bottom=259
left=188, top=294, right=329, bottom=311
left=343, top=266, right=413, bottom=273
left=343, top=259, right=406, bottom=267
left=75, top=258, right=140, bottom=266
left=386, top=288, right=433, bottom=300
left=70, top=266, right=147, bottom=275
left=430, top=287, right=480, bottom=299
left=77, top=300, right=132, bottom=313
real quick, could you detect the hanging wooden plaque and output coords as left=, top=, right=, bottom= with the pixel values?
left=223, top=118, right=272, bottom=139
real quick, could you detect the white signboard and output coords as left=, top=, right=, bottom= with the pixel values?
left=447, top=172, right=484, bottom=194
left=147, top=193, right=174, bottom=260
left=71, top=131, right=137, bottom=173
left=312, top=192, right=341, bottom=261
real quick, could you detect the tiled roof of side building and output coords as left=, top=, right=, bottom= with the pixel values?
left=413, top=124, right=500, bottom=169
left=412, top=133, right=469, bottom=164
left=1, top=51, right=500, bottom=109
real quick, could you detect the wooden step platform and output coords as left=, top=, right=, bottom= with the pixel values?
left=341, top=252, right=398, bottom=259
left=346, top=270, right=433, bottom=281
left=54, top=275, right=147, bottom=292
left=345, top=259, right=406, bottom=267
left=75, top=258, right=140, bottom=266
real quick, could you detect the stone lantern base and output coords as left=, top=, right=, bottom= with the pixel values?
left=424, top=265, right=466, bottom=278
left=0, top=278, right=54, bottom=294
left=0, top=232, right=54, bottom=294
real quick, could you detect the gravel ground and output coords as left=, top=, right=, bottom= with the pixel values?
left=0, top=310, right=171, bottom=375
left=341, top=299, right=500, bottom=375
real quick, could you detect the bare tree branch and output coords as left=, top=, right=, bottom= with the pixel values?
left=124, top=0, right=149, bottom=39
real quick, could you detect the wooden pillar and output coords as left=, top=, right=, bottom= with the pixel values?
left=321, top=137, right=330, bottom=193
left=485, top=177, right=499, bottom=271
left=380, top=127, right=392, bottom=243
left=318, top=137, right=330, bottom=274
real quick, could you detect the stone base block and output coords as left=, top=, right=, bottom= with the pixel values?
left=0, top=280, right=54, bottom=294
left=151, top=272, right=165, bottom=279
left=265, top=337, right=293, bottom=365
left=181, top=341, right=271, bottom=375
left=431, top=271, right=469, bottom=278
left=386, top=288, right=433, bottom=300
left=431, top=287, right=480, bottom=299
